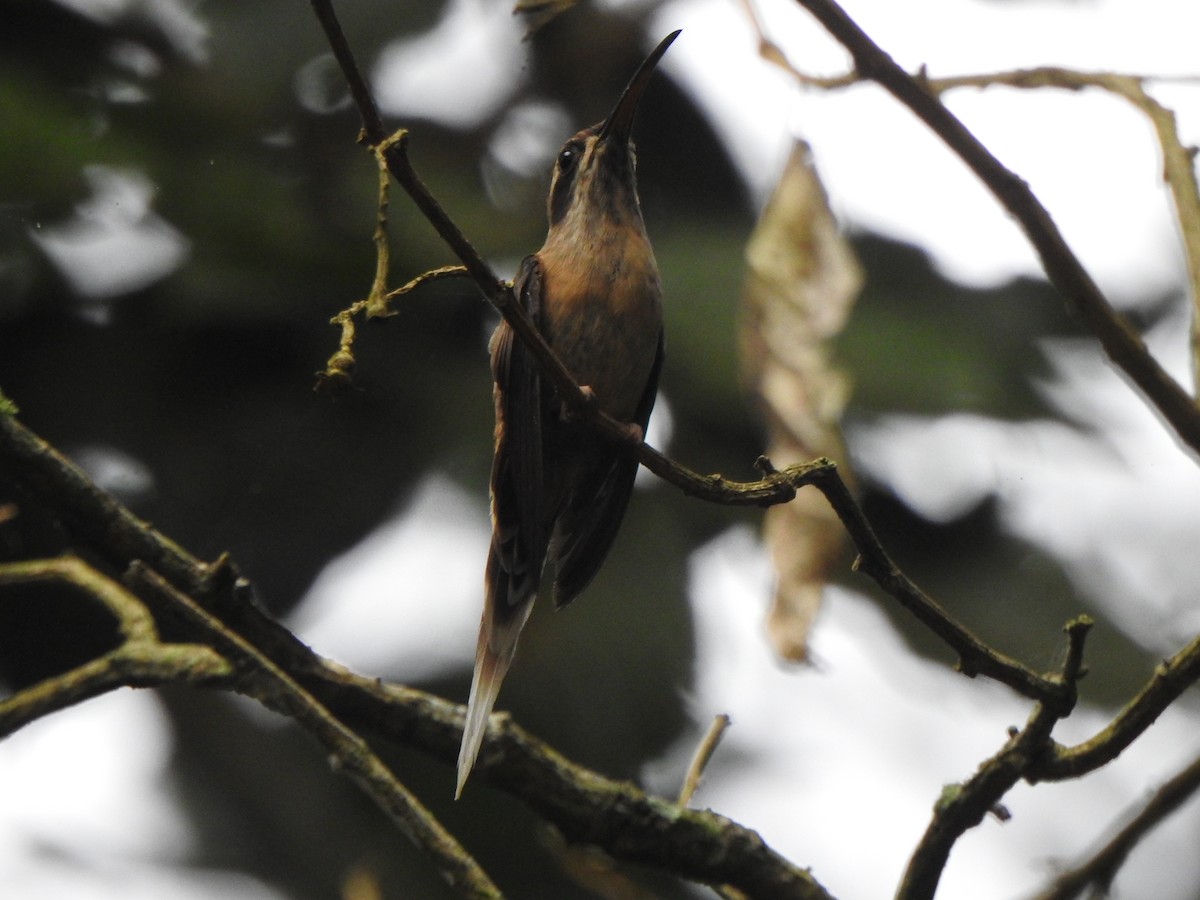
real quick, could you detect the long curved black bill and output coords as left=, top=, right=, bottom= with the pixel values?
left=598, top=30, right=681, bottom=145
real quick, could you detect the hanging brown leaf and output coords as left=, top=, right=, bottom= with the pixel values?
left=740, top=140, right=862, bottom=662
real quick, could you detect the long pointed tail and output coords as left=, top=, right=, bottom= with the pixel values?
left=456, top=598, right=532, bottom=798
left=456, top=628, right=512, bottom=798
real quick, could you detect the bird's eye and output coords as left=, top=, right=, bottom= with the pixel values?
left=557, top=147, right=576, bottom=171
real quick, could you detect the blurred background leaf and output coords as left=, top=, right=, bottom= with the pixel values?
left=740, top=140, right=861, bottom=662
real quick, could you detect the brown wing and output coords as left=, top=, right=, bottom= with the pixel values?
left=487, top=255, right=552, bottom=617
left=459, top=256, right=553, bottom=797
left=551, top=328, right=664, bottom=608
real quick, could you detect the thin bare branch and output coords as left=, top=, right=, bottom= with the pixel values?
left=806, top=464, right=1071, bottom=704
left=897, top=618, right=1092, bottom=900
left=1033, top=749, right=1200, bottom=900
left=679, top=714, right=732, bottom=808
left=306, top=0, right=385, bottom=142
left=747, top=13, right=1200, bottom=375
left=793, top=0, right=1200, bottom=456
left=1032, top=629, right=1200, bottom=782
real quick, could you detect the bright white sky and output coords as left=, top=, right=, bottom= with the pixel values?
left=663, top=0, right=1200, bottom=299
left=372, top=0, right=1200, bottom=301
left=11, top=1, right=1200, bottom=898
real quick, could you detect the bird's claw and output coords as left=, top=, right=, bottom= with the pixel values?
left=561, top=385, right=598, bottom=422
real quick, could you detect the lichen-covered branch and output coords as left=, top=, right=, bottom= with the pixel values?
left=127, top=562, right=502, bottom=900
left=0, top=556, right=233, bottom=738
left=0, top=552, right=499, bottom=898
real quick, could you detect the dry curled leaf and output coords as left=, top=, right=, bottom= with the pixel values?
left=740, top=140, right=862, bottom=661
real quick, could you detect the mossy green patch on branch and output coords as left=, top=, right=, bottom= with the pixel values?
left=0, top=387, right=19, bottom=417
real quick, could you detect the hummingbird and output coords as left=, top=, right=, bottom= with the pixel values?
left=456, top=30, right=679, bottom=798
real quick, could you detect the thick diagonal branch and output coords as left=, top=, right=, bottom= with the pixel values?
left=0, top=408, right=832, bottom=899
